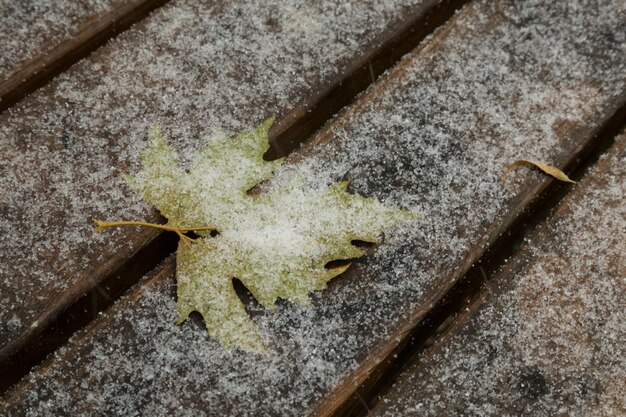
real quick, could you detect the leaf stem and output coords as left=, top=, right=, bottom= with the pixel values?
left=94, top=220, right=219, bottom=245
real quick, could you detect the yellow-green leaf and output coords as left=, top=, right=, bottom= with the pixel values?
left=126, top=118, right=419, bottom=353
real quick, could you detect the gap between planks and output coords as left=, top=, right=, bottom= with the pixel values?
left=329, top=97, right=626, bottom=417
left=366, top=126, right=626, bottom=417
left=0, top=228, right=177, bottom=395
left=266, top=0, right=466, bottom=159
left=0, top=1, right=624, bottom=414
left=0, top=0, right=468, bottom=396
left=0, top=0, right=170, bottom=113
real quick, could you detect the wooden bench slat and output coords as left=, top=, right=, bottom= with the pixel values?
left=0, top=0, right=454, bottom=368
left=370, top=131, right=626, bottom=417
left=0, top=0, right=123, bottom=76
left=0, top=0, right=168, bottom=111
left=2, top=0, right=624, bottom=415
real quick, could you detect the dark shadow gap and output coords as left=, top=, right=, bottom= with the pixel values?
left=232, top=277, right=263, bottom=315
left=325, top=259, right=356, bottom=270
left=351, top=240, right=375, bottom=249
left=185, top=230, right=219, bottom=239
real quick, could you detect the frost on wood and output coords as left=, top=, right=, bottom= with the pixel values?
left=1, top=0, right=624, bottom=415
left=0, top=0, right=120, bottom=77
left=0, top=0, right=426, bottom=351
left=124, top=119, right=416, bottom=353
left=373, top=135, right=626, bottom=417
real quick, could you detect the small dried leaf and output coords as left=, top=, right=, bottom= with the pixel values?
left=501, top=160, right=576, bottom=185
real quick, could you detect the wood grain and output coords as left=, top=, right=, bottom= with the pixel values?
left=1, top=0, right=623, bottom=415
left=0, top=0, right=169, bottom=112
left=0, top=0, right=458, bottom=378
left=266, top=0, right=465, bottom=159
left=369, top=131, right=626, bottom=417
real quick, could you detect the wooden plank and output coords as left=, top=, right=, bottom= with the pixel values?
left=2, top=0, right=624, bottom=415
left=369, top=132, right=626, bottom=417
left=0, top=0, right=169, bottom=111
left=0, top=0, right=124, bottom=76
left=0, top=0, right=461, bottom=379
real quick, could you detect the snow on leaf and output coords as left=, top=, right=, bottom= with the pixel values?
left=501, top=159, right=576, bottom=185
left=121, top=118, right=419, bottom=353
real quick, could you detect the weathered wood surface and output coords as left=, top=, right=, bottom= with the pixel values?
left=0, top=0, right=122, bottom=76
left=0, top=0, right=450, bottom=363
left=1, top=0, right=624, bottom=415
left=370, top=132, right=626, bottom=417
left=0, top=0, right=168, bottom=111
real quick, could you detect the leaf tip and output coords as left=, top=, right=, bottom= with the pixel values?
left=400, top=208, right=423, bottom=221
left=328, top=262, right=352, bottom=279
left=175, top=311, right=189, bottom=325
left=338, top=181, right=350, bottom=190
left=121, top=173, right=137, bottom=188
left=261, top=115, right=275, bottom=130
left=255, top=116, right=275, bottom=147
left=149, top=122, right=162, bottom=137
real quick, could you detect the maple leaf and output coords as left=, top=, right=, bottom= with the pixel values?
left=97, top=119, right=418, bottom=353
